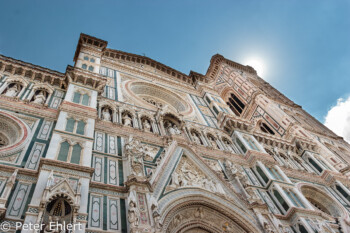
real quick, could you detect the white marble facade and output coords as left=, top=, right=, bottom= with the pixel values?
left=0, top=34, right=349, bottom=233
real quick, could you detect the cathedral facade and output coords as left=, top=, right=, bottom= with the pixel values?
left=0, top=33, right=350, bottom=233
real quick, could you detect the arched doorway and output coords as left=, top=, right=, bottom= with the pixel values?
left=158, top=189, right=262, bottom=233
left=165, top=205, right=246, bottom=233
left=41, top=196, right=74, bottom=233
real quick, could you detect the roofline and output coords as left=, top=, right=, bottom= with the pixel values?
left=73, top=33, right=108, bottom=62
left=0, top=53, right=65, bottom=77
left=205, top=54, right=257, bottom=81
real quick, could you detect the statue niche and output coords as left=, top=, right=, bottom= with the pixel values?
left=222, top=138, right=235, bottom=152
left=141, top=117, right=153, bottom=133
left=164, top=120, right=181, bottom=136
left=207, top=134, right=219, bottom=149
left=122, top=112, right=133, bottom=127
left=191, top=130, right=203, bottom=145
left=32, top=89, right=48, bottom=105
left=101, top=107, right=112, bottom=122
left=4, top=83, right=22, bottom=97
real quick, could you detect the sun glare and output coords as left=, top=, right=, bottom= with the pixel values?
left=244, top=58, right=265, bottom=77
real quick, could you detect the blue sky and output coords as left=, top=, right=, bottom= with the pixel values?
left=1, top=0, right=350, bottom=124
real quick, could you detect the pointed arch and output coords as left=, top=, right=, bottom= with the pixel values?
left=158, top=188, right=262, bottom=233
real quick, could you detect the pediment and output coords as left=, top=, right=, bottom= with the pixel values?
left=165, top=155, right=226, bottom=195
left=49, top=178, right=76, bottom=197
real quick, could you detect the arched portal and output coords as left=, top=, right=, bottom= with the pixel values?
left=41, top=196, right=74, bottom=233
left=158, top=189, right=262, bottom=233
left=299, top=184, right=347, bottom=218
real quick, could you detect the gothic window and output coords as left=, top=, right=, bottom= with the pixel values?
left=260, top=122, right=275, bottom=135
left=73, top=92, right=81, bottom=104
left=65, top=118, right=75, bottom=133
left=336, top=184, right=350, bottom=202
left=57, top=141, right=83, bottom=164
left=273, top=189, right=289, bottom=212
left=57, top=141, right=70, bottom=162
left=82, top=64, right=87, bottom=69
left=71, top=144, right=82, bottom=164
left=213, top=106, right=219, bottom=115
left=88, top=66, right=94, bottom=72
left=297, top=224, right=309, bottom=233
left=308, top=157, right=323, bottom=173
left=84, top=56, right=89, bottom=61
left=244, top=136, right=260, bottom=151
left=205, top=96, right=211, bottom=104
left=256, top=165, right=269, bottom=184
left=76, top=120, right=86, bottom=135
left=65, top=118, right=86, bottom=135
left=266, top=167, right=283, bottom=181
left=285, top=190, right=305, bottom=208
left=82, top=94, right=90, bottom=105
left=235, top=137, right=247, bottom=153
left=73, top=91, right=90, bottom=106
left=227, top=93, right=245, bottom=116
left=90, top=58, right=95, bottom=63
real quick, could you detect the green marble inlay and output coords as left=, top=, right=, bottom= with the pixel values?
left=120, top=199, right=127, bottom=233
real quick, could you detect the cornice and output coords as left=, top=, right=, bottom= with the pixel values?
left=0, top=54, right=64, bottom=78
left=39, top=158, right=95, bottom=176
left=0, top=96, right=58, bottom=120
left=90, top=181, right=128, bottom=193
left=66, top=66, right=107, bottom=92
left=0, top=164, right=37, bottom=177
left=73, top=33, right=108, bottom=62
left=205, top=54, right=257, bottom=82
left=59, top=101, right=97, bottom=119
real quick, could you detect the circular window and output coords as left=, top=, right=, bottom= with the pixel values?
left=0, top=111, right=29, bottom=157
left=123, top=81, right=193, bottom=115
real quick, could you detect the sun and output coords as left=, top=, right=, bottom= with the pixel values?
left=244, top=58, right=265, bottom=77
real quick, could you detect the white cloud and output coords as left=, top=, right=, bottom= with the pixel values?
left=324, top=96, right=350, bottom=143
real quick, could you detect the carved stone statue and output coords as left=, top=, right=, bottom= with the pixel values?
left=123, top=114, right=133, bottom=127
left=46, top=170, right=55, bottom=188
left=149, top=196, right=162, bottom=232
left=208, top=136, right=217, bottom=148
left=224, top=160, right=237, bottom=176
left=143, top=119, right=152, bottom=132
left=191, top=132, right=201, bottom=144
left=125, top=137, right=146, bottom=177
left=128, top=200, right=140, bottom=228
left=194, top=207, right=204, bottom=218
left=169, top=158, right=225, bottom=194
left=5, top=83, right=20, bottom=97
left=167, top=122, right=181, bottom=135
left=173, top=125, right=181, bottom=135
left=102, top=108, right=112, bottom=121
left=224, top=140, right=234, bottom=152
left=33, top=91, right=46, bottom=104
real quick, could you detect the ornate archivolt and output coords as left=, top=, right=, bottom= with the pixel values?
left=298, top=183, right=348, bottom=219
left=158, top=189, right=262, bottom=233
left=165, top=205, right=246, bottom=233
left=122, top=80, right=193, bottom=115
